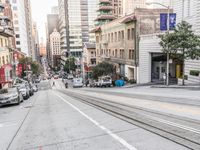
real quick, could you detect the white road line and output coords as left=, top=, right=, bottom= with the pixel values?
left=0, top=123, right=18, bottom=128
left=55, top=93, right=138, bottom=150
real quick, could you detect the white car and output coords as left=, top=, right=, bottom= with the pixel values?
left=73, top=78, right=83, bottom=88
left=67, top=74, right=74, bottom=80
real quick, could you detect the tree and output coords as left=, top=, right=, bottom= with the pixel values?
left=64, top=57, right=77, bottom=73
left=19, top=57, right=42, bottom=77
left=159, top=21, right=200, bottom=85
left=92, top=62, right=114, bottom=79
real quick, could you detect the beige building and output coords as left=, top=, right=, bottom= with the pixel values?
left=83, top=43, right=96, bottom=67
left=122, top=0, right=146, bottom=15
left=50, top=29, right=61, bottom=68
left=94, top=14, right=136, bottom=80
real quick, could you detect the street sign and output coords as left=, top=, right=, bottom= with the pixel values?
left=160, top=13, right=176, bottom=31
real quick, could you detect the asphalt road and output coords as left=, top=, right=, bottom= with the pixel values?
left=0, top=81, right=191, bottom=150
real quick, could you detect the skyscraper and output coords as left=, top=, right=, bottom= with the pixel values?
left=24, top=0, right=35, bottom=60
left=11, top=0, right=29, bottom=55
left=58, top=0, right=99, bottom=60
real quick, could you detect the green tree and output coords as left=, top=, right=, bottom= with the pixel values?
left=19, top=57, right=42, bottom=77
left=159, top=21, right=200, bottom=85
left=64, top=57, right=77, bottom=73
left=92, top=62, right=114, bottom=79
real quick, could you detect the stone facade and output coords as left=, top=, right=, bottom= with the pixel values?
left=95, top=13, right=136, bottom=80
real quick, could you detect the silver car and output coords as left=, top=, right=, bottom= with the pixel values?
left=0, top=88, right=23, bottom=106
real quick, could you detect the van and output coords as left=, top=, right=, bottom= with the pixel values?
left=73, top=78, right=83, bottom=88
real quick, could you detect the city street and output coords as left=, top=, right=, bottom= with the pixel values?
left=0, top=80, right=199, bottom=150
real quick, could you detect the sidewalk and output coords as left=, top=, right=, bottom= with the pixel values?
left=151, top=84, right=200, bottom=90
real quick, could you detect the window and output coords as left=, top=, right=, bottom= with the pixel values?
left=118, top=31, right=121, bottom=41
left=111, top=33, right=113, bottom=42
left=127, top=29, right=131, bottom=40
left=115, top=32, right=117, bottom=42
left=16, top=34, right=20, bottom=38
left=115, top=49, right=118, bottom=57
left=108, top=33, right=110, bottom=42
left=131, top=28, right=134, bottom=40
left=121, top=30, right=124, bottom=40
left=16, top=41, right=20, bottom=45
left=0, top=38, right=3, bottom=47
left=129, top=49, right=134, bottom=59
left=13, top=6, right=17, bottom=10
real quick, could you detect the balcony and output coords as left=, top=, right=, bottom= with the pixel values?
left=99, top=5, right=113, bottom=11
left=99, top=0, right=112, bottom=4
left=0, top=27, right=14, bottom=37
left=95, top=14, right=116, bottom=21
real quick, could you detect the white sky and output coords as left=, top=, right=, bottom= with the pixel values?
left=31, top=0, right=58, bottom=43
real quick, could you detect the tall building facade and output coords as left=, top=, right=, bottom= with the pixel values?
left=11, top=0, right=29, bottom=56
left=24, top=0, right=35, bottom=60
left=122, top=0, right=146, bottom=15
left=32, top=22, right=39, bottom=61
left=50, top=29, right=61, bottom=68
left=58, top=0, right=99, bottom=67
left=46, top=14, right=59, bottom=63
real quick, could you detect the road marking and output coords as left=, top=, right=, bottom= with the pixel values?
left=0, top=123, right=18, bottom=128
left=56, top=94, right=138, bottom=150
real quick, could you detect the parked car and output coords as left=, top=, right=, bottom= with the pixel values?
left=67, top=74, right=74, bottom=80
left=35, top=78, right=40, bottom=83
left=32, top=84, right=38, bottom=92
left=0, top=87, right=23, bottom=106
left=73, top=78, right=83, bottom=88
left=18, top=84, right=30, bottom=100
left=99, top=76, right=112, bottom=87
left=54, top=75, right=59, bottom=79
left=28, top=83, right=34, bottom=96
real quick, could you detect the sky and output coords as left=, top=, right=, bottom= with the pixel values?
left=31, top=0, right=58, bottom=44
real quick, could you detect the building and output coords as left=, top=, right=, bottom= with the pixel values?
left=83, top=43, right=96, bottom=77
left=111, top=0, right=123, bottom=18
left=172, top=0, right=200, bottom=85
left=138, top=0, right=200, bottom=85
left=10, top=0, right=29, bottom=56
left=51, top=6, right=59, bottom=14
left=46, top=14, right=59, bottom=63
left=32, top=22, right=40, bottom=61
left=24, top=0, right=34, bottom=60
left=58, top=0, right=99, bottom=68
left=39, top=39, right=46, bottom=57
left=122, top=0, right=146, bottom=15
left=94, top=13, right=137, bottom=80
left=49, top=29, right=61, bottom=68
left=0, top=0, right=15, bottom=88
left=95, top=0, right=116, bottom=26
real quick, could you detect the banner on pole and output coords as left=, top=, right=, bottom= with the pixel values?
left=160, top=13, right=176, bottom=31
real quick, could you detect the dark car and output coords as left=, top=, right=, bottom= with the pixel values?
left=0, top=88, right=23, bottom=106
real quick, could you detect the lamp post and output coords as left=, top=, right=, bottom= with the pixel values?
left=146, top=2, right=170, bottom=86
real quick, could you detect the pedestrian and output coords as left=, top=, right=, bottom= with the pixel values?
left=52, top=81, right=55, bottom=86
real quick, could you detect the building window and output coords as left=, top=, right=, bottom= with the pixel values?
left=121, top=30, right=124, bottom=40
left=111, top=33, right=113, bottom=42
left=118, top=31, right=121, bottom=41
left=115, top=49, right=118, bottom=57
left=115, top=32, right=117, bottom=42
left=16, top=34, right=20, bottom=38
left=108, top=33, right=110, bottom=42
left=16, top=41, right=20, bottom=45
left=129, top=49, right=134, bottom=59
left=131, top=28, right=134, bottom=40
left=0, top=38, right=3, bottom=47
left=127, top=29, right=131, bottom=40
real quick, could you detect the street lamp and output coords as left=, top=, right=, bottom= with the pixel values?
left=146, top=2, right=170, bottom=86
